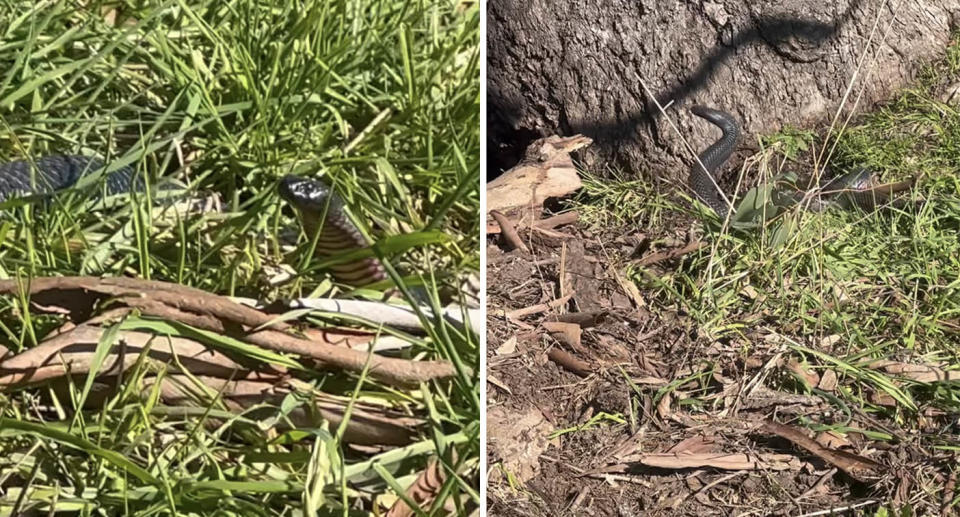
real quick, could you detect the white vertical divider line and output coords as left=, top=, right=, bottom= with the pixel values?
left=478, top=0, right=489, bottom=513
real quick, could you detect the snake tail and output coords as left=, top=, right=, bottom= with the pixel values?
left=278, top=175, right=387, bottom=287
left=689, top=106, right=740, bottom=217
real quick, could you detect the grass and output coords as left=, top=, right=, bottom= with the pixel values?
left=0, top=0, right=479, bottom=515
left=573, top=33, right=960, bottom=515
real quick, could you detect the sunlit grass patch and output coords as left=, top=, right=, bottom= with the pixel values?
left=0, top=0, right=479, bottom=515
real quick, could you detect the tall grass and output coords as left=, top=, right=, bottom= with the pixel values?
left=0, top=0, right=479, bottom=515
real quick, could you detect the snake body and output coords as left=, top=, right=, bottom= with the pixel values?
left=689, top=107, right=740, bottom=217
left=0, top=155, right=140, bottom=202
left=689, top=106, right=886, bottom=217
left=278, top=175, right=387, bottom=287
left=0, top=154, right=383, bottom=287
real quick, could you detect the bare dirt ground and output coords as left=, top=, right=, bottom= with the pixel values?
left=485, top=209, right=955, bottom=516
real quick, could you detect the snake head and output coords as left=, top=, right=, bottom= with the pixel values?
left=278, top=175, right=344, bottom=215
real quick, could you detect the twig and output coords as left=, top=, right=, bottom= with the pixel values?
left=489, top=210, right=528, bottom=252
left=505, top=292, right=575, bottom=320
left=942, top=466, right=958, bottom=517
left=796, top=500, right=879, bottom=517
left=486, top=211, right=580, bottom=234
left=547, top=348, right=594, bottom=377
left=126, top=296, right=458, bottom=385
left=287, top=298, right=481, bottom=334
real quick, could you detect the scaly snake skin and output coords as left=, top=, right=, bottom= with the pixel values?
left=689, top=106, right=883, bottom=217
left=0, top=154, right=383, bottom=287
left=278, top=175, right=387, bottom=287
left=0, top=155, right=139, bottom=202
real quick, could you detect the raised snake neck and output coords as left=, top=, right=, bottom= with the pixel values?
left=689, top=106, right=740, bottom=217
left=277, top=175, right=387, bottom=287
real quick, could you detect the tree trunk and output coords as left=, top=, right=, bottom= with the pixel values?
left=487, top=0, right=959, bottom=184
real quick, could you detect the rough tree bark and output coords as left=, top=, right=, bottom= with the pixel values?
left=488, top=0, right=959, bottom=186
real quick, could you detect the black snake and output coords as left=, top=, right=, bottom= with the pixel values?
left=689, top=106, right=894, bottom=218
left=0, top=154, right=385, bottom=286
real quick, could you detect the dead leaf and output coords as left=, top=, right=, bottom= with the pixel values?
left=787, top=358, right=820, bottom=388
left=815, top=430, right=851, bottom=450
left=488, top=405, right=556, bottom=485
left=612, top=269, right=646, bottom=309
left=818, top=368, right=839, bottom=391
left=666, top=435, right=717, bottom=455
left=656, top=392, right=673, bottom=420
left=819, top=334, right=842, bottom=348
left=487, top=373, right=513, bottom=394
left=495, top=336, right=518, bottom=355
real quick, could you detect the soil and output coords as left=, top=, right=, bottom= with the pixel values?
left=485, top=209, right=952, bottom=516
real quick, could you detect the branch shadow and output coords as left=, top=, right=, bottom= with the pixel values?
left=487, top=0, right=867, bottom=176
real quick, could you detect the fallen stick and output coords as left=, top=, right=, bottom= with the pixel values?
left=547, top=348, right=594, bottom=377
left=0, top=276, right=457, bottom=386
left=505, top=292, right=575, bottom=320
left=0, top=276, right=293, bottom=332
left=119, top=295, right=459, bottom=385
left=150, top=375, right=422, bottom=445
left=762, top=419, right=881, bottom=481
left=489, top=210, right=528, bottom=252
left=287, top=298, right=482, bottom=335
left=0, top=325, right=257, bottom=387
left=628, top=452, right=802, bottom=471
left=486, top=211, right=579, bottom=234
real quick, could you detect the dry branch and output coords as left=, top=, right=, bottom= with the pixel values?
left=0, top=325, right=261, bottom=387
left=289, top=298, right=482, bottom=335
left=505, top=292, right=575, bottom=320
left=0, top=276, right=457, bottom=385
left=486, top=135, right=588, bottom=213
left=619, top=452, right=802, bottom=471
left=486, top=210, right=579, bottom=234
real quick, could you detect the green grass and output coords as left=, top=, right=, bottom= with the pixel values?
left=0, top=0, right=479, bottom=515
left=574, top=34, right=960, bottom=514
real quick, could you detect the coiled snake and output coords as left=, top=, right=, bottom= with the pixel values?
left=0, top=154, right=384, bottom=286
left=689, top=106, right=905, bottom=218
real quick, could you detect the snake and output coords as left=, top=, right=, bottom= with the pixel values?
left=0, top=155, right=141, bottom=203
left=689, top=106, right=894, bottom=218
left=276, top=175, right=388, bottom=287
left=0, top=154, right=385, bottom=287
